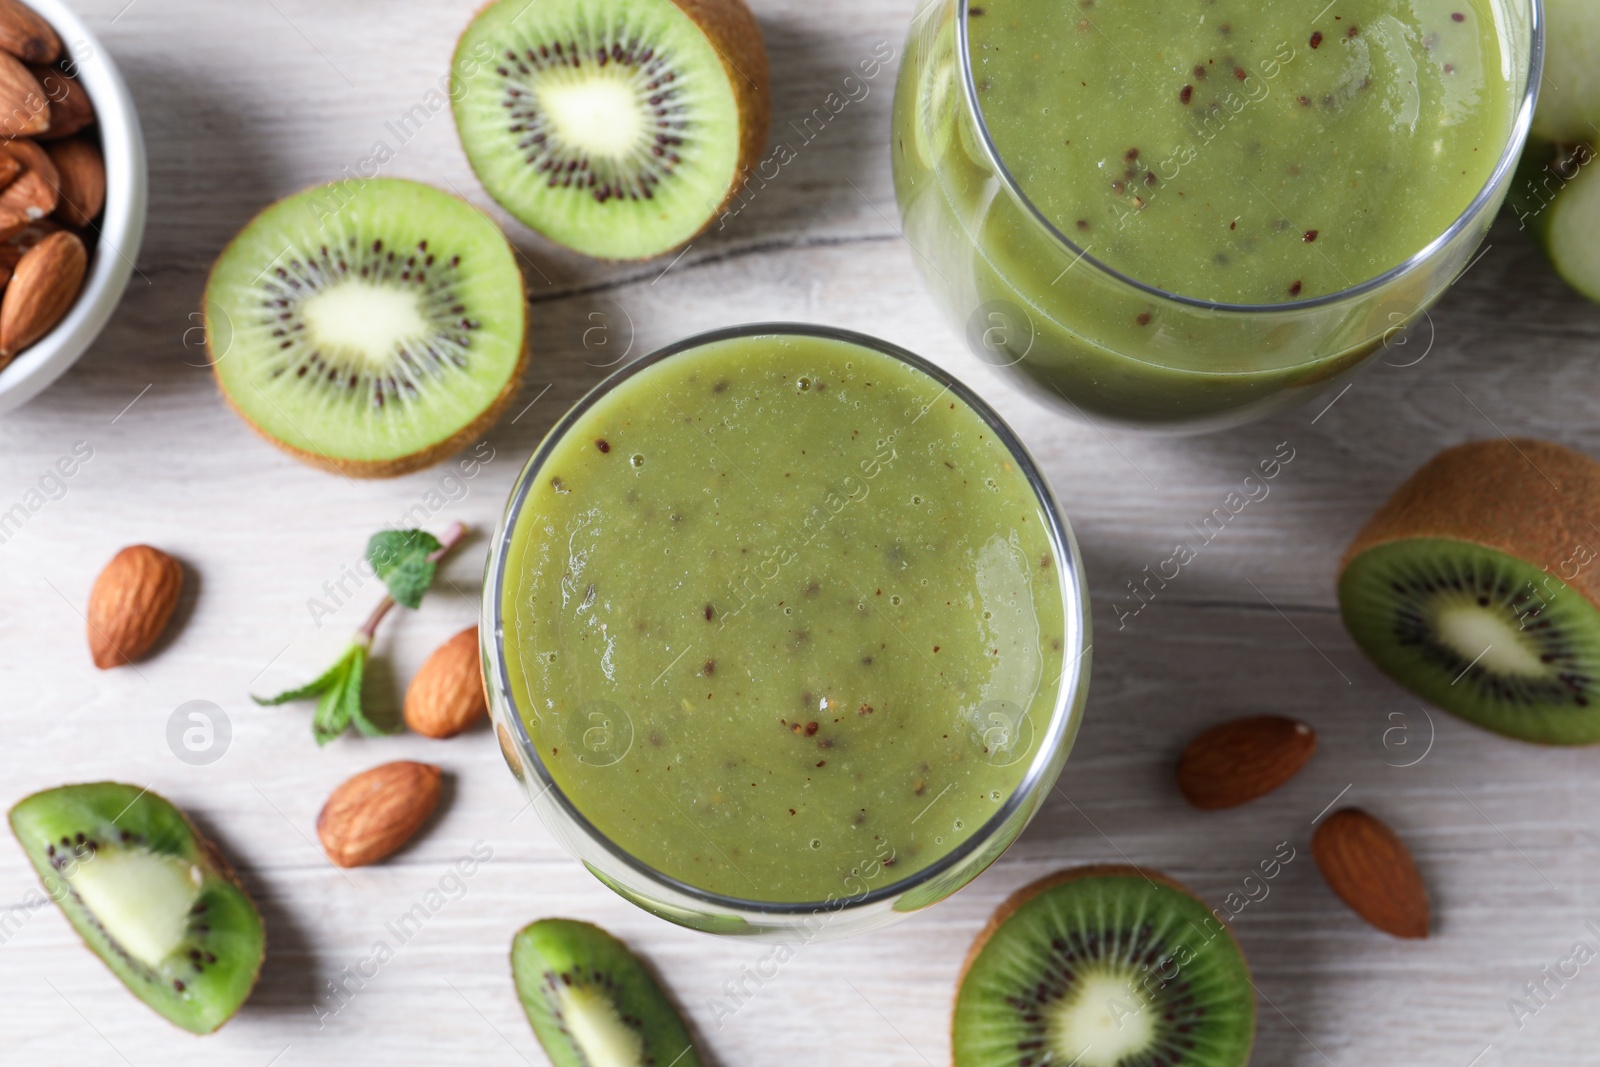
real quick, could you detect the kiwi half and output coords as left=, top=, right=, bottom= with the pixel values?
left=1340, top=439, right=1600, bottom=745
left=451, top=0, right=769, bottom=260
left=954, top=866, right=1255, bottom=1067
left=205, top=178, right=528, bottom=477
left=512, top=919, right=702, bottom=1067
left=8, top=783, right=265, bottom=1034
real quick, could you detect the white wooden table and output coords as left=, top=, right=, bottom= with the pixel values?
left=0, top=1, right=1594, bottom=1064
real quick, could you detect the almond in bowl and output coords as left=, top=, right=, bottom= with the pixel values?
left=0, top=0, right=145, bottom=415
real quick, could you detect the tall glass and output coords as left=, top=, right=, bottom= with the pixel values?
left=481, top=324, right=1090, bottom=940
left=891, top=0, right=1542, bottom=432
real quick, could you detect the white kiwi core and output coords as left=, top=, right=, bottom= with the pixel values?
left=1434, top=601, right=1548, bottom=678
left=537, top=72, right=646, bottom=161
left=1048, top=969, right=1155, bottom=1067
left=559, top=984, right=646, bottom=1066
left=69, top=849, right=202, bottom=969
left=300, top=281, right=431, bottom=371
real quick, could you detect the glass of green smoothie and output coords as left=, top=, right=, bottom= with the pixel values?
left=892, top=0, right=1542, bottom=430
left=483, top=324, right=1090, bottom=939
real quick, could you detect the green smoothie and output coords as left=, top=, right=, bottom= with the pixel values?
left=968, top=0, right=1510, bottom=304
left=499, top=332, right=1071, bottom=903
left=891, top=0, right=1531, bottom=427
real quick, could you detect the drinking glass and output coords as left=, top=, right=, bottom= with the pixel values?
left=890, top=0, right=1542, bottom=431
left=481, top=324, right=1090, bottom=940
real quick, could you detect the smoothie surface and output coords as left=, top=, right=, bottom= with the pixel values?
left=500, top=334, right=1069, bottom=902
left=967, top=0, right=1513, bottom=303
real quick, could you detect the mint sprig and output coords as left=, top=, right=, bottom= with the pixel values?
left=254, top=522, right=467, bottom=745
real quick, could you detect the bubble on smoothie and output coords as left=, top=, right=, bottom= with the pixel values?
left=990, top=790, right=1002, bottom=801
left=891, top=595, right=902, bottom=606
left=953, top=819, right=965, bottom=831
left=630, top=453, right=645, bottom=467
left=912, top=495, right=924, bottom=505
left=797, top=377, right=812, bottom=392
left=810, top=838, right=822, bottom=850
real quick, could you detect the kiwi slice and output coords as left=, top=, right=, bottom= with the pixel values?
left=451, top=0, right=769, bottom=260
left=1531, top=146, right=1600, bottom=305
left=205, top=178, right=528, bottom=477
left=8, top=783, right=265, bottom=1034
left=954, top=866, right=1255, bottom=1067
left=512, top=919, right=702, bottom=1067
left=1532, top=0, right=1600, bottom=144
left=910, top=15, right=958, bottom=166
left=1340, top=438, right=1600, bottom=745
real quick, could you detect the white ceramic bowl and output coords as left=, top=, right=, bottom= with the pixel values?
left=0, top=0, right=147, bottom=416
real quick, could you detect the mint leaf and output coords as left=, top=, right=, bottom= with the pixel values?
left=257, top=644, right=382, bottom=746
left=367, top=530, right=443, bottom=609
left=253, top=655, right=347, bottom=706
left=311, top=655, right=356, bottom=747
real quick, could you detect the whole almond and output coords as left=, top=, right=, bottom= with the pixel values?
left=0, top=0, right=59, bottom=64
left=30, top=64, right=91, bottom=140
left=1312, top=808, right=1429, bottom=939
left=0, top=51, right=47, bottom=136
left=317, top=761, right=442, bottom=868
left=0, top=228, right=83, bottom=360
left=0, top=137, right=58, bottom=236
left=1176, top=714, right=1317, bottom=810
left=87, top=545, right=183, bottom=669
left=404, top=627, right=487, bottom=739
left=46, top=137, right=101, bottom=227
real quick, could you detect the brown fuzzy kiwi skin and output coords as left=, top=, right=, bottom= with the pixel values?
left=1340, top=439, right=1600, bottom=611
left=452, top=0, right=771, bottom=263
left=202, top=183, right=531, bottom=479
left=9, top=783, right=266, bottom=1034
left=955, top=864, right=1256, bottom=1062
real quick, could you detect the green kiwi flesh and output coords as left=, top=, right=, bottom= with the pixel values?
left=451, top=0, right=764, bottom=260
left=205, top=178, right=527, bottom=477
left=954, top=866, right=1255, bottom=1067
left=1340, top=537, right=1600, bottom=744
left=8, top=783, right=265, bottom=1034
left=1538, top=147, right=1600, bottom=305
left=512, top=918, right=701, bottom=1067
left=1531, top=0, right=1600, bottom=143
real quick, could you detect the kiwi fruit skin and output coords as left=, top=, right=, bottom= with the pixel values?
left=955, top=865, right=1256, bottom=1067
left=451, top=0, right=770, bottom=261
left=204, top=178, right=529, bottom=479
left=511, top=918, right=702, bottom=1067
left=1340, top=439, right=1600, bottom=744
left=1342, top=440, right=1600, bottom=617
left=8, top=782, right=266, bottom=1035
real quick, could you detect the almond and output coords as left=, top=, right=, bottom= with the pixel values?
left=317, top=761, right=442, bottom=868
left=0, top=216, right=56, bottom=271
left=1175, top=714, right=1317, bottom=810
left=0, top=228, right=82, bottom=360
left=0, top=137, right=58, bottom=236
left=0, top=51, right=47, bottom=136
left=404, top=626, right=487, bottom=739
left=0, top=150, right=21, bottom=192
left=30, top=64, right=91, bottom=140
left=46, top=137, right=101, bottom=227
left=1312, top=808, right=1429, bottom=939
left=0, top=0, right=59, bottom=64
left=86, top=545, right=184, bottom=669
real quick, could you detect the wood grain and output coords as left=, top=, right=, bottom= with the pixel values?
left=0, top=1, right=1597, bottom=1065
